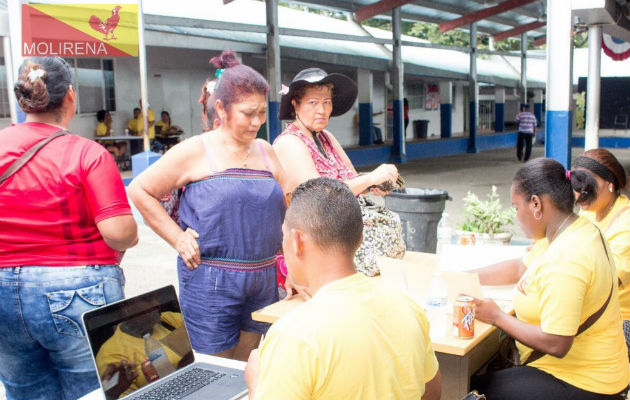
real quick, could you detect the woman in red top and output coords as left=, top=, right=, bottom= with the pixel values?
left=0, top=57, right=138, bottom=400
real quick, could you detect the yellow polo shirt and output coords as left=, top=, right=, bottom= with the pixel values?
left=517, top=216, right=628, bottom=395
left=156, top=120, right=171, bottom=133
left=255, top=273, right=439, bottom=400
left=580, top=194, right=630, bottom=320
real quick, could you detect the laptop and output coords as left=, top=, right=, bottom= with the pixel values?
left=82, top=285, right=248, bottom=400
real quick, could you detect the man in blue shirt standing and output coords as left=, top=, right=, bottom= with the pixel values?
left=515, top=104, right=537, bottom=162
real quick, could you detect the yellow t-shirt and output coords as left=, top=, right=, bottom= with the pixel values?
left=156, top=120, right=171, bottom=133
left=95, top=312, right=186, bottom=398
left=96, top=122, right=109, bottom=137
left=516, top=216, right=628, bottom=394
left=127, top=118, right=139, bottom=133
left=145, top=108, right=156, bottom=139
left=255, top=273, right=439, bottom=400
left=580, top=194, right=630, bottom=320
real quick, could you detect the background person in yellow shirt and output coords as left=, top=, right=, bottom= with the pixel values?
left=571, top=148, right=630, bottom=359
left=244, top=177, right=441, bottom=400
left=127, top=107, right=142, bottom=155
left=96, top=109, right=126, bottom=159
left=471, top=158, right=628, bottom=400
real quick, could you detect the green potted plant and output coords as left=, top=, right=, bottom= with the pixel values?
left=457, top=185, right=516, bottom=245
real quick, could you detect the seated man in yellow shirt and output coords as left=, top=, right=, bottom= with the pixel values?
left=127, top=107, right=141, bottom=135
left=96, top=109, right=126, bottom=159
left=244, top=177, right=441, bottom=400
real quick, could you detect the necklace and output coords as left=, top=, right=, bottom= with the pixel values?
left=224, top=139, right=253, bottom=167
left=549, top=213, right=573, bottom=243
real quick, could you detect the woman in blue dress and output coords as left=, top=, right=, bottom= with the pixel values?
left=130, top=51, right=288, bottom=360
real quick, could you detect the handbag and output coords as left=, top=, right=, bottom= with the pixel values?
left=159, top=188, right=182, bottom=224
left=0, top=130, right=68, bottom=186
left=354, top=195, right=406, bottom=276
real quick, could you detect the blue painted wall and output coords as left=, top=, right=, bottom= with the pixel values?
left=534, top=103, right=543, bottom=128
left=267, top=101, right=281, bottom=143
left=440, top=103, right=452, bottom=138
left=545, top=110, right=572, bottom=168
left=468, top=101, right=478, bottom=153
left=495, top=103, right=504, bottom=132
left=346, top=131, right=517, bottom=167
left=359, top=102, right=374, bottom=146
left=392, top=99, right=406, bottom=163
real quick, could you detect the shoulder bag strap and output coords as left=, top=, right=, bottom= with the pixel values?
left=523, top=232, right=614, bottom=365
left=0, top=130, right=69, bottom=186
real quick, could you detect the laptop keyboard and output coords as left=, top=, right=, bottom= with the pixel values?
left=134, top=368, right=225, bottom=400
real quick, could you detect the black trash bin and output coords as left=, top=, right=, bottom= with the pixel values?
left=384, top=188, right=451, bottom=253
left=413, top=120, right=429, bottom=139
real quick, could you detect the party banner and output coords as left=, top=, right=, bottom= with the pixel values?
left=22, top=3, right=138, bottom=57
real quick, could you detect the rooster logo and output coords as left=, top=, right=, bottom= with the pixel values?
left=89, top=5, right=122, bottom=41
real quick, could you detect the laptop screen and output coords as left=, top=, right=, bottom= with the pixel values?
left=83, top=285, right=194, bottom=400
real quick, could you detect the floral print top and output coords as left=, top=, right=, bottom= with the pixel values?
left=275, top=123, right=357, bottom=181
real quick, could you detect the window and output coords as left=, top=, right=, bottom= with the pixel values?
left=406, top=82, right=425, bottom=110
left=64, top=58, right=116, bottom=113
left=0, top=57, right=9, bottom=118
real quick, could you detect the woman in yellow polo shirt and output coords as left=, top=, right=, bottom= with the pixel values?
left=571, top=148, right=630, bottom=359
left=471, top=158, right=628, bottom=399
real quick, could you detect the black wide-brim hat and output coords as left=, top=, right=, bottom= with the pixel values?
left=278, top=68, right=358, bottom=121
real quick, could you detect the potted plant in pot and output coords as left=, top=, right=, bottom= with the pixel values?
left=457, top=185, right=516, bottom=245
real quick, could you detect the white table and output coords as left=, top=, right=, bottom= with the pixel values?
left=79, top=354, right=247, bottom=400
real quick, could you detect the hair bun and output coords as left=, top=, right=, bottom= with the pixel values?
left=210, top=50, right=240, bottom=70
left=15, top=62, right=50, bottom=113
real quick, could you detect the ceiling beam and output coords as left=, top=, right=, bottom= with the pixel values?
left=493, top=21, right=546, bottom=41
left=533, top=35, right=546, bottom=47
left=354, top=0, right=416, bottom=23
left=439, top=0, right=540, bottom=33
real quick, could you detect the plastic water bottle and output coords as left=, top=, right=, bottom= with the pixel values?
left=425, top=271, right=449, bottom=337
left=436, top=212, right=453, bottom=256
left=143, top=333, right=175, bottom=378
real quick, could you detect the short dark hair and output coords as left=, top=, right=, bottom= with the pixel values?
left=521, top=104, right=530, bottom=111
left=513, top=158, right=574, bottom=213
left=286, top=177, right=363, bottom=254
left=96, top=109, right=108, bottom=122
left=14, top=57, right=73, bottom=114
left=133, top=107, right=140, bottom=113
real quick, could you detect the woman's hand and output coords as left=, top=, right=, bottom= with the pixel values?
left=176, top=228, right=201, bottom=270
left=472, top=297, right=504, bottom=326
left=368, top=164, right=398, bottom=191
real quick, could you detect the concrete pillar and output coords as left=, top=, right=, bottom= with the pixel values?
left=520, top=32, right=528, bottom=107
left=358, top=69, right=374, bottom=146
left=494, top=86, right=505, bottom=133
left=585, top=24, right=602, bottom=151
left=392, top=7, right=406, bottom=163
left=544, top=0, right=573, bottom=168
left=266, top=0, right=282, bottom=142
left=439, top=81, right=452, bottom=138
left=468, top=22, right=478, bottom=153
left=8, top=0, right=24, bottom=123
left=533, top=89, right=543, bottom=128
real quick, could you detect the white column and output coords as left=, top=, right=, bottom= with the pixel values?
left=585, top=24, right=601, bottom=151
left=544, top=0, right=573, bottom=167
left=520, top=32, right=527, bottom=106
left=358, top=68, right=374, bottom=146
left=7, top=0, right=22, bottom=123
left=138, top=0, right=150, bottom=152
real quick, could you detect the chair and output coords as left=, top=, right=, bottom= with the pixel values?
left=613, top=114, right=628, bottom=134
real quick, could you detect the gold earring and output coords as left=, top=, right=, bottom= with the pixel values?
left=533, top=210, right=542, bottom=220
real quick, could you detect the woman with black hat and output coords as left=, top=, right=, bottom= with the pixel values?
left=273, top=68, right=405, bottom=277
left=273, top=68, right=398, bottom=196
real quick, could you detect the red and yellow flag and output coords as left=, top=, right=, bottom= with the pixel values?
left=22, top=3, right=138, bottom=57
